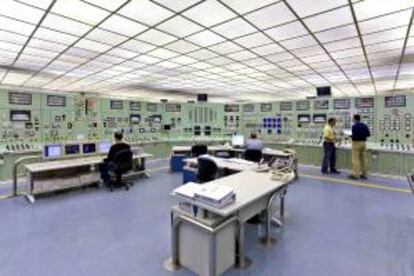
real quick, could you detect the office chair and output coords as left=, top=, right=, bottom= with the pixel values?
left=197, top=157, right=219, bottom=183
left=108, top=149, right=133, bottom=191
left=243, top=149, right=263, bottom=163
left=191, top=144, right=208, bottom=157
left=407, top=172, right=414, bottom=195
left=214, top=150, right=233, bottom=159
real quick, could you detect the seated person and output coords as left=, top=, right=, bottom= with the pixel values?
left=245, top=132, right=263, bottom=151
left=100, top=131, right=131, bottom=184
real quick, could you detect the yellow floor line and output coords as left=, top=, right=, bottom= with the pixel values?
left=301, top=173, right=412, bottom=194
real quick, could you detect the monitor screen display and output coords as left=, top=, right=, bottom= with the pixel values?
left=65, top=144, right=80, bottom=155
left=98, top=141, right=111, bottom=153
left=231, top=135, right=245, bottom=147
left=44, top=144, right=62, bottom=158
left=82, top=143, right=96, bottom=154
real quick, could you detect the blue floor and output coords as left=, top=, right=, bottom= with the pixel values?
left=0, top=167, right=413, bottom=276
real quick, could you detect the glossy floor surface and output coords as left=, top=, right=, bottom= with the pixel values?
left=0, top=164, right=413, bottom=276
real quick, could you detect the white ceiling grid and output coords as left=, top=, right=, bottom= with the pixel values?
left=0, top=0, right=412, bottom=102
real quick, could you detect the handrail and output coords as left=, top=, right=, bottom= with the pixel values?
left=13, top=155, right=41, bottom=197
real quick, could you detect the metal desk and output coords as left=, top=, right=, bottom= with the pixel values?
left=24, top=153, right=153, bottom=203
left=167, top=170, right=294, bottom=273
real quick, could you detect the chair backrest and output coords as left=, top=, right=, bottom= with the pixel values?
left=191, top=144, right=208, bottom=157
left=214, top=150, right=232, bottom=159
left=407, top=173, right=414, bottom=194
left=112, top=149, right=133, bottom=173
left=244, top=149, right=263, bottom=163
left=197, top=157, right=218, bottom=183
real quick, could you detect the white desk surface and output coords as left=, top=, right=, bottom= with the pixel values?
left=173, top=170, right=292, bottom=217
left=25, top=153, right=153, bottom=173
left=172, top=145, right=292, bottom=157
left=184, top=157, right=258, bottom=172
left=171, top=145, right=233, bottom=152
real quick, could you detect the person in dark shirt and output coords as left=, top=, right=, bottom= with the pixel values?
left=349, top=114, right=370, bottom=179
left=100, top=131, right=131, bottom=184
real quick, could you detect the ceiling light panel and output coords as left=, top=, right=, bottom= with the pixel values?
left=157, top=16, right=203, bottom=38
left=315, top=25, right=357, bottom=43
left=209, top=41, right=243, bottom=55
left=324, top=37, right=361, bottom=52
left=265, top=21, right=309, bottom=41
left=220, top=0, right=277, bottom=14
left=1, top=0, right=45, bottom=24
left=291, top=45, right=325, bottom=57
left=212, top=18, right=257, bottom=39
left=121, top=39, right=156, bottom=53
left=26, top=39, right=68, bottom=53
left=52, top=0, right=110, bottom=25
left=359, top=10, right=412, bottom=34
left=251, top=43, right=284, bottom=56
left=41, top=14, right=91, bottom=37
left=136, top=29, right=177, bottom=46
left=165, top=40, right=200, bottom=54
left=100, top=15, right=147, bottom=37
left=152, top=0, right=202, bottom=12
left=363, top=26, right=408, bottom=45
left=183, top=0, right=236, bottom=27
left=227, top=50, right=257, bottom=61
left=0, top=16, right=36, bottom=36
left=234, top=32, right=273, bottom=48
left=119, top=0, right=173, bottom=25
left=354, top=0, right=414, bottom=21
left=244, top=2, right=296, bottom=29
left=279, top=35, right=318, bottom=50
left=75, top=39, right=112, bottom=52
left=82, top=0, right=128, bottom=11
left=304, top=7, right=353, bottom=32
left=148, top=48, right=179, bottom=59
left=33, top=28, right=79, bottom=46
left=186, top=30, right=226, bottom=47
left=286, top=0, right=347, bottom=17
left=106, top=48, right=138, bottom=59
left=85, top=28, right=126, bottom=45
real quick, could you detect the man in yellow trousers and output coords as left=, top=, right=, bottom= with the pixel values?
left=349, top=114, right=371, bottom=179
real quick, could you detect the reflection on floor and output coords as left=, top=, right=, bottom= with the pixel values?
left=0, top=165, right=413, bottom=276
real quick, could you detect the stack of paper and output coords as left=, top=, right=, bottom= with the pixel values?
left=173, top=183, right=236, bottom=208
left=194, top=185, right=236, bottom=208
left=173, top=182, right=202, bottom=200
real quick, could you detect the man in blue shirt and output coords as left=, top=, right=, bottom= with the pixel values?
left=349, top=114, right=370, bottom=179
left=246, top=132, right=263, bottom=151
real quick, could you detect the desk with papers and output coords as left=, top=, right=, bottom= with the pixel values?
left=166, top=167, right=295, bottom=275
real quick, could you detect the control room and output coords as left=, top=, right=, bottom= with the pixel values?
left=0, top=1, right=413, bottom=276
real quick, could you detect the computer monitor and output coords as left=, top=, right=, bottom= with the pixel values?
left=44, top=144, right=62, bottom=158
left=98, top=141, right=111, bottom=154
left=65, top=144, right=80, bottom=155
left=82, top=143, right=96, bottom=154
left=231, top=135, right=245, bottom=148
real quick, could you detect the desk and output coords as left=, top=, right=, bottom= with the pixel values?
left=25, top=153, right=153, bottom=203
left=183, top=157, right=259, bottom=172
left=167, top=170, right=294, bottom=274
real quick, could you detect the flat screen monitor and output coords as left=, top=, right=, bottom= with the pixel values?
left=163, top=124, right=171, bottom=130
left=44, top=144, right=62, bottom=158
left=82, top=143, right=96, bottom=154
left=98, top=141, right=111, bottom=154
left=65, top=144, right=80, bottom=155
left=231, top=135, right=245, bottom=148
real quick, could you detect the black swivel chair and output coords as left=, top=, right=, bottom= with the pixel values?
left=191, top=144, right=208, bottom=157
left=197, top=157, right=219, bottom=183
left=244, top=149, right=263, bottom=163
left=407, top=172, right=414, bottom=195
left=108, top=149, right=133, bottom=191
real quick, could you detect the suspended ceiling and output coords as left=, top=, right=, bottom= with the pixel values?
left=0, top=0, right=413, bottom=102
